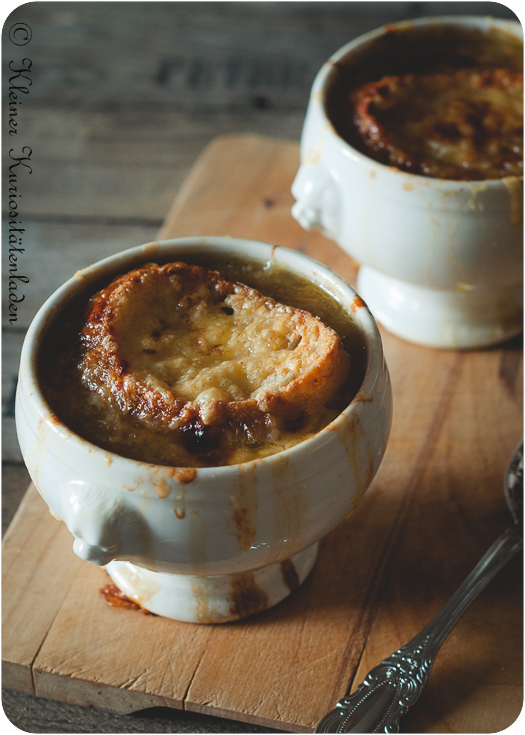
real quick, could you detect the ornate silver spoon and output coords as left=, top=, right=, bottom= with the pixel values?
left=316, top=440, right=523, bottom=734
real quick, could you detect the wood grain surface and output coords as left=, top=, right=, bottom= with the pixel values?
left=2, top=134, right=522, bottom=733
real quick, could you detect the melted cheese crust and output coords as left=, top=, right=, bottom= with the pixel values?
left=351, top=69, right=523, bottom=179
left=78, top=262, right=352, bottom=465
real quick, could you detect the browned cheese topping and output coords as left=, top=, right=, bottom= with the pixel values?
left=350, top=68, right=523, bottom=180
left=75, top=262, right=352, bottom=466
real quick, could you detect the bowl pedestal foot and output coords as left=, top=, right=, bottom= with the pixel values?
left=106, top=543, right=319, bottom=623
left=357, top=266, right=523, bottom=349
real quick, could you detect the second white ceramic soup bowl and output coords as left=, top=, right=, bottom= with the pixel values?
left=16, top=237, right=392, bottom=623
left=292, top=16, right=523, bottom=349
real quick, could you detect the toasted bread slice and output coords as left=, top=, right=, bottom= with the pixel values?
left=351, top=69, right=523, bottom=179
left=79, top=262, right=351, bottom=463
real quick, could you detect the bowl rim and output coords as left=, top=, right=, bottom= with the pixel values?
left=313, top=14, right=523, bottom=188
left=18, top=236, right=387, bottom=478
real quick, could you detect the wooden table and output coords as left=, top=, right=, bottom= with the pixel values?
left=2, top=3, right=521, bottom=732
left=3, top=134, right=523, bottom=733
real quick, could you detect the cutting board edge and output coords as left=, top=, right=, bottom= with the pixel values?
left=1, top=660, right=35, bottom=696
left=32, top=667, right=185, bottom=715
left=185, top=699, right=314, bottom=734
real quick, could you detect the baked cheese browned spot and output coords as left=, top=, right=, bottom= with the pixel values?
left=79, top=262, right=352, bottom=464
left=351, top=69, right=523, bottom=180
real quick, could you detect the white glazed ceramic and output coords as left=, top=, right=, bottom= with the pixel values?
left=16, top=237, right=392, bottom=623
left=291, top=16, right=523, bottom=349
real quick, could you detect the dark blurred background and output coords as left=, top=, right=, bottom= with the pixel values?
left=1, top=2, right=520, bottom=732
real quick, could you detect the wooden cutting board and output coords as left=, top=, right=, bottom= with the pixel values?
left=2, top=135, right=523, bottom=733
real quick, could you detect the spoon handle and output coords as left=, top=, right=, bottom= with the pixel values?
left=315, top=525, right=522, bottom=734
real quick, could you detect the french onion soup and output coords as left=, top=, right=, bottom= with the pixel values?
left=326, top=24, right=523, bottom=180
left=40, top=255, right=365, bottom=467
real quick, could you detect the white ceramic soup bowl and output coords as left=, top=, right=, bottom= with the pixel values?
left=16, top=237, right=392, bottom=623
left=292, top=16, right=523, bottom=349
